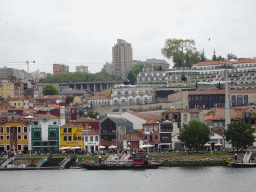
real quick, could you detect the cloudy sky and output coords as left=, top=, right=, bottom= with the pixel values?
left=0, top=0, right=256, bottom=74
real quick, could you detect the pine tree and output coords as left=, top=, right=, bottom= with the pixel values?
left=212, top=49, right=217, bottom=61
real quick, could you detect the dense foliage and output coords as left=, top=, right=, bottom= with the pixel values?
left=224, top=121, right=255, bottom=151
left=42, top=84, right=59, bottom=95
left=178, top=120, right=210, bottom=152
left=40, top=70, right=121, bottom=83
left=127, top=64, right=144, bottom=85
left=161, top=38, right=200, bottom=68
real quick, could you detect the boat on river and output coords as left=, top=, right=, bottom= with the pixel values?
left=83, top=152, right=161, bottom=170
left=230, top=151, right=256, bottom=168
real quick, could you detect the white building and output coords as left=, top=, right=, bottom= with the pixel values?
left=76, top=65, right=88, bottom=73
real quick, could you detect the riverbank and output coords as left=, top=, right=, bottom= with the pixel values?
left=0, top=151, right=241, bottom=168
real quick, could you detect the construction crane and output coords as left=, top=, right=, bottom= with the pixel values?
left=4, top=60, right=35, bottom=74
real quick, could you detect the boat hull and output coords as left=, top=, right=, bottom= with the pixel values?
left=83, top=164, right=161, bottom=170
left=231, top=163, right=256, bottom=168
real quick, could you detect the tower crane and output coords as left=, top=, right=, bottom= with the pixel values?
left=4, top=60, right=35, bottom=74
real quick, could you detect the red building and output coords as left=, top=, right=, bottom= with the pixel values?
left=142, top=119, right=161, bottom=149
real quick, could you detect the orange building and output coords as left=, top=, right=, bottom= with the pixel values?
left=0, top=120, right=29, bottom=154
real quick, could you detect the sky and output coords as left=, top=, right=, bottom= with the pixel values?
left=0, top=0, right=256, bottom=74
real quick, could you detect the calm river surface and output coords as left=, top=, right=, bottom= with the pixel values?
left=0, top=166, right=254, bottom=192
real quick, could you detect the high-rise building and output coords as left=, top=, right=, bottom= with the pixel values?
left=76, top=65, right=88, bottom=73
left=112, top=39, right=133, bottom=79
left=53, top=64, right=69, bottom=75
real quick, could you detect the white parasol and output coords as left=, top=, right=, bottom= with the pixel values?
left=59, top=147, right=70, bottom=150
left=108, top=145, right=117, bottom=149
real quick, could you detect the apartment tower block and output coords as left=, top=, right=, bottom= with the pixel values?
left=112, top=39, right=133, bottom=80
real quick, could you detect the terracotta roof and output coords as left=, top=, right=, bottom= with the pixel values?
left=143, top=119, right=160, bottom=124
left=33, top=114, right=60, bottom=120
left=88, top=94, right=109, bottom=100
left=87, top=130, right=99, bottom=135
left=197, top=61, right=220, bottom=66
left=212, top=129, right=223, bottom=136
left=124, top=132, right=143, bottom=140
left=7, top=97, right=26, bottom=102
left=182, top=108, right=200, bottom=113
left=204, top=115, right=213, bottom=121
left=212, top=108, right=243, bottom=121
left=128, top=112, right=162, bottom=121
left=35, top=95, right=63, bottom=100
left=235, top=59, right=256, bottom=63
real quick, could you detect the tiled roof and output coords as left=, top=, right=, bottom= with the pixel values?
left=197, top=61, right=220, bottom=66
left=87, top=130, right=99, bottom=135
left=235, top=59, right=256, bottom=63
left=128, top=112, right=162, bottom=121
left=124, top=132, right=143, bottom=140
left=204, top=115, right=213, bottom=121
left=212, top=129, right=223, bottom=136
left=33, top=114, right=60, bottom=120
left=144, top=119, right=161, bottom=124
left=212, top=108, right=243, bottom=121
left=35, top=95, right=63, bottom=100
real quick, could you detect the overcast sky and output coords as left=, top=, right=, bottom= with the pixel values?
left=1, top=0, right=256, bottom=74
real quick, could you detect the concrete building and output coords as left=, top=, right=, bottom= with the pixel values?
left=76, top=65, right=88, bottom=73
left=112, top=39, right=133, bottom=80
left=0, top=67, right=25, bottom=80
left=53, top=64, right=69, bottom=75
left=103, top=62, right=113, bottom=74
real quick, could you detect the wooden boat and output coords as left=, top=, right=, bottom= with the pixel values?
left=83, top=152, right=161, bottom=170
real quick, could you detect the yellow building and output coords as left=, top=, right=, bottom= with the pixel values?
left=73, top=96, right=82, bottom=104
left=1, top=78, right=14, bottom=98
left=7, top=98, right=25, bottom=108
left=60, top=124, right=85, bottom=150
left=0, top=120, right=29, bottom=153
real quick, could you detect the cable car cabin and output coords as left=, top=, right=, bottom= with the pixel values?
left=132, top=152, right=148, bottom=165
left=181, top=74, right=187, bottom=81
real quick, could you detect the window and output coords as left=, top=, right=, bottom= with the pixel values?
left=50, top=132, right=56, bottom=138
left=24, top=135, right=28, bottom=140
left=95, top=136, right=98, bottom=141
left=17, top=135, right=22, bottom=140
left=6, top=135, right=10, bottom=140
left=183, top=114, right=187, bottom=122
left=68, top=136, right=72, bottom=141
left=90, top=136, right=93, bottom=142
left=23, top=127, right=28, bottom=133
left=144, top=135, right=148, bottom=140
left=154, top=125, right=158, bottom=132
left=68, top=128, right=72, bottom=133
left=144, top=126, right=148, bottom=131
left=149, top=125, right=153, bottom=132
left=34, top=132, right=41, bottom=138
left=0, top=127, right=3, bottom=133
left=155, top=135, right=158, bottom=140
left=53, top=122, right=57, bottom=125
left=63, top=136, right=67, bottom=141
left=17, top=145, right=22, bottom=151
left=219, top=122, right=223, bottom=128
left=0, top=136, right=3, bottom=140
left=34, top=122, right=38, bottom=125
left=6, top=145, right=10, bottom=151
left=85, top=136, right=88, bottom=142
left=6, top=127, right=10, bottom=133
left=63, top=128, right=67, bottom=133
left=214, top=122, right=218, bottom=128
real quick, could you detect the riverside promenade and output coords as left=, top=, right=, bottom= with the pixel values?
left=0, top=151, right=240, bottom=169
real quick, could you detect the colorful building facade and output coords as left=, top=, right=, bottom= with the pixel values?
left=0, top=121, right=29, bottom=153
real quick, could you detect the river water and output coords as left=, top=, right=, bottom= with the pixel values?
left=0, top=166, right=254, bottom=192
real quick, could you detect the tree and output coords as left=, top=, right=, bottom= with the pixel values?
left=200, top=49, right=207, bottom=62
left=65, top=96, right=74, bottom=105
left=42, top=84, right=59, bottom=95
left=216, top=56, right=225, bottom=61
left=85, top=109, right=99, bottom=118
left=178, top=120, right=210, bottom=152
left=212, top=49, right=217, bottom=61
left=224, top=121, right=255, bottom=151
left=161, top=38, right=200, bottom=68
left=127, top=64, right=144, bottom=85
left=227, top=53, right=237, bottom=60
left=8, top=74, right=17, bottom=80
